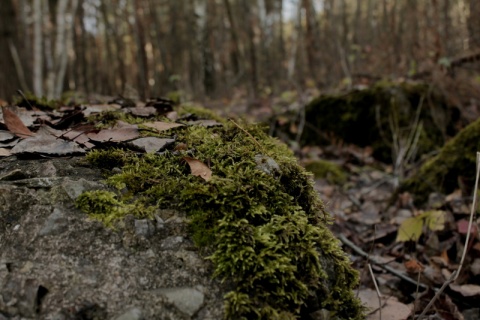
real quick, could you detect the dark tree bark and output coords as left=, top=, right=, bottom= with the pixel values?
left=468, top=0, right=480, bottom=48
left=0, top=0, right=21, bottom=99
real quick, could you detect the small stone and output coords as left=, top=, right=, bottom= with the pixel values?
left=161, top=236, right=184, bottom=250
left=113, top=307, right=143, bottom=320
left=134, top=219, right=154, bottom=238
left=61, top=178, right=103, bottom=200
left=156, top=286, right=204, bottom=317
left=254, top=154, right=280, bottom=176
left=0, top=169, right=26, bottom=181
left=39, top=208, right=68, bottom=236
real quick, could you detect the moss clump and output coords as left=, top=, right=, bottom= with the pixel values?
left=76, top=190, right=155, bottom=225
left=76, top=107, right=363, bottom=319
left=13, top=91, right=58, bottom=109
left=401, top=117, right=480, bottom=204
left=276, top=81, right=458, bottom=162
left=304, top=160, right=347, bottom=184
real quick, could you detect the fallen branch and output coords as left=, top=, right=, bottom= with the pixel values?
left=338, top=233, right=429, bottom=290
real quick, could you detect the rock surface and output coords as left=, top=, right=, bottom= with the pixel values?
left=0, top=156, right=225, bottom=319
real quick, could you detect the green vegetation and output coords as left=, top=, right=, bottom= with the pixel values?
left=76, top=106, right=363, bottom=319
left=304, top=160, right=347, bottom=184
left=279, top=81, right=456, bottom=162
left=13, top=91, right=59, bottom=109
left=401, top=117, right=480, bottom=204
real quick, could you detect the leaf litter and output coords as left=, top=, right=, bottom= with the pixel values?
left=298, top=142, right=480, bottom=319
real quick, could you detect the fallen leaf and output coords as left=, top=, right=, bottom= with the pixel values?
left=143, top=121, right=184, bottom=132
left=166, top=111, right=178, bottom=121
left=184, top=157, right=212, bottom=181
left=0, top=148, right=11, bottom=157
left=126, top=106, right=157, bottom=117
left=86, top=127, right=140, bottom=143
left=423, top=210, right=445, bottom=231
left=128, top=137, right=175, bottom=153
left=11, top=126, right=85, bottom=156
left=188, top=119, right=223, bottom=127
left=82, top=103, right=122, bottom=116
left=359, top=289, right=411, bottom=320
left=450, top=284, right=480, bottom=297
left=0, top=130, right=16, bottom=142
left=471, top=259, right=480, bottom=276
left=457, top=219, right=477, bottom=235
left=405, top=259, right=425, bottom=273
left=396, top=216, right=423, bottom=242
left=1, top=106, right=34, bottom=138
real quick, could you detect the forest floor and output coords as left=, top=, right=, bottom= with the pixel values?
left=206, top=95, right=480, bottom=320
left=1, top=92, right=479, bottom=319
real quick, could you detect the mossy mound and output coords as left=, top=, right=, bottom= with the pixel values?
left=276, top=81, right=459, bottom=162
left=76, top=106, right=364, bottom=319
left=400, top=117, right=480, bottom=204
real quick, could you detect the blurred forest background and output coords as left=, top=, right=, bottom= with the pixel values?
left=0, top=0, right=480, bottom=105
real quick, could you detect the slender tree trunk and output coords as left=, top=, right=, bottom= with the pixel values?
left=132, top=0, right=149, bottom=100
left=468, top=0, right=480, bottom=48
left=223, top=0, right=241, bottom=75
left=243, top=0, right=258, bottom=100
left=33, top=0, right=43, bottom=96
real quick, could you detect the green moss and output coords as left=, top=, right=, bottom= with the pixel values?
left=76, top=108, right=363, bottom=319
left=401, top=117, right=480, bottom=204
left=76, top=190, right=155, bottom=226
left=178, top=103, right=226, bottom=122
left=304, top=160, right=347, bottom=184
left=13, top=91, right=58, bottom=109
left=87, top=110, right=147, bottom=128
left=281, top=81, right=456, bottom=163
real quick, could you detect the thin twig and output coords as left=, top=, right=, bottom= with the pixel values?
left=229, top=118, right=267, bottom=154
left=417, top=151, right=480, bottom=319
left=338, top=233, right=429, bottom=290
left=368, top=263, right=382, bottom=320
left=16, top=90, right=34, bottom=109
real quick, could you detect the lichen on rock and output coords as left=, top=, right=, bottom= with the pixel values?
left=76, top=106, right=364, bottom=319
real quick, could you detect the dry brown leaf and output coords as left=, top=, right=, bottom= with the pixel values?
left=86, top=127, right=140, bottom=142
left=128, top=137, right=175, bottom=153
left=11, top=126, right=85, bottom=155
left=0, top=148, right=11, bottom=157
left=1, top=106, right=34, bottom=138
left=450, top=284, right=480, bottom=297
left=143, top=121, right=184, bottom=132
left=405, top=259, right=425, bottom=273
left=367, top=299, right=411, bottom=320
left=184, top=157, right=212, bottom=181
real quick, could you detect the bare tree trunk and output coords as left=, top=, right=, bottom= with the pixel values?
left=132, top=0, right=149, bottom=100
left=54, top=0, right=78, bottom=98
left=45, top=0, right=78, bottom=99
left=242, top=0, right=258, bottom=100
left=468, top=0, right=480, bottom=48
left=223, top=0, right=241, bottom=76
left=33, top=0, right=43, bottom=96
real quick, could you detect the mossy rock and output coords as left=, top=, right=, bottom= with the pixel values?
left=400, top=117, right=480, bottom=205
left=276, top=81, right=460, bottom=162
left=76, top=105, right=364, bottom=319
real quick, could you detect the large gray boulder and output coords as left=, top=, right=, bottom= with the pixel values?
left=0, top=157, right=224, bottom=319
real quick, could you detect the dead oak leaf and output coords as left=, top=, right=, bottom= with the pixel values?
left=183, top=157, right=212, bottom=181
left=1, top=106, right=34, bottom=138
